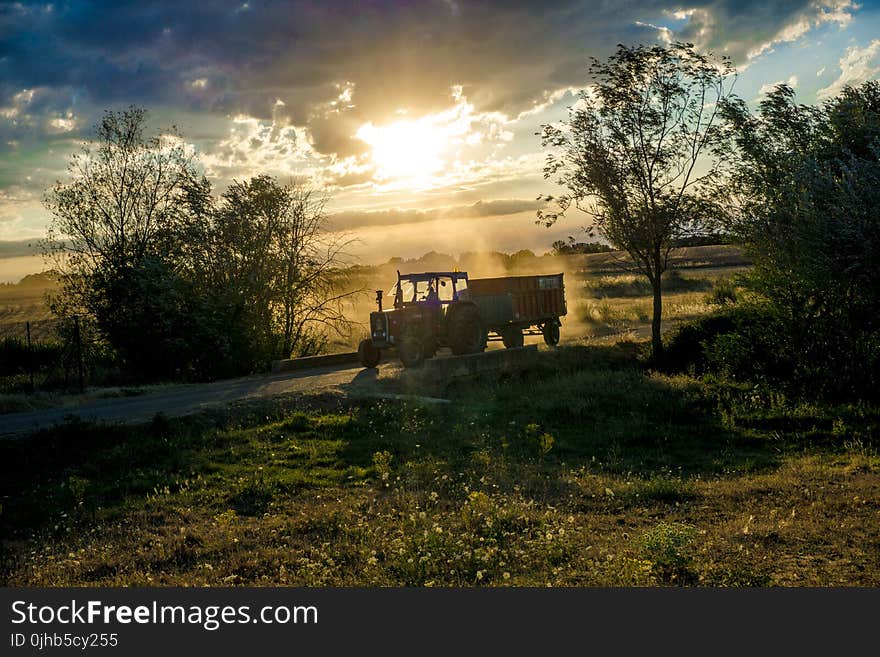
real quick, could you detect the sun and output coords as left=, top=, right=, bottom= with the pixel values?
left=356, top=118, right=447, bottom=183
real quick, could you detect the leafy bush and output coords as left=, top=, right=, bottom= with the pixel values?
left=663, top=304, right=788, bottom=380
left=705, top=277, right=737, bottom=306
left=638, top=522, right=697, bottom=584
left=721, top=82, right=880, bottom=400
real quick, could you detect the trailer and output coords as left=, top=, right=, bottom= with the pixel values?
left=468, top=273, right=567, bottom=348
left=358, top=270, right=567, bottom=368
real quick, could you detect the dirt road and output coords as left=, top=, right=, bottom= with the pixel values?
left=0, top=363, right=385, bottom=437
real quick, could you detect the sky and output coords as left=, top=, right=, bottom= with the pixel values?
left=1, top=0, right=879, bottom=279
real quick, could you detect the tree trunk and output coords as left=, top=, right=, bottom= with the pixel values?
left=651, top=275, right=663, bottom=363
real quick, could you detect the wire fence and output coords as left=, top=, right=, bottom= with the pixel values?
left=0, top=317, right=87, bottom=394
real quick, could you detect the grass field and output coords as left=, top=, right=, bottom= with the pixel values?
left=2, top=344, right=877, bottom=586
left=334, top=245, right=752, bottom=351
left=0, top=273, right=57, bottom=342
left=2, top=244, right=877, bottom=586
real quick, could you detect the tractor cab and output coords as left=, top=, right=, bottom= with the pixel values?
left=391, top=271, right=470, bottom=308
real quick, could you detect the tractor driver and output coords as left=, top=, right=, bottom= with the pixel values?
left=426, top=279, right=440, bottom=305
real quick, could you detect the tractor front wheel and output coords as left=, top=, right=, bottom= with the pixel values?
left=542, top=320, right=560, bottom=346
left=398, top=336, right=425, bottom=368
left=449, top=305, right=486, bottom=355
left=358, top=338, right=381, bottom=368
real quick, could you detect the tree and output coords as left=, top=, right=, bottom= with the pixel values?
left=539, top=42, right=736, bottom=360
left=44, top=107, right=197, bottom=276
left=720, top=82, right=880, bottom=398
left=44, top=108, right=356, bottom=380
left=192, top=175, right=356, bottom=368
left=550, top=237, right=612, bottom=255
left=43, top=107, right=201, bottom=376
left=273, top=184, right=355, bottom=358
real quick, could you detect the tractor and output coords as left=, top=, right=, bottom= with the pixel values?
left=358, top=271, right=485, bottom=368
left=358, top=269, right=567, bottom=368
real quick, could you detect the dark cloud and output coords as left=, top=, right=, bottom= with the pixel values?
left=0, top=0, right=854, bottom=158
left=328, top=197, right=540, bottom=230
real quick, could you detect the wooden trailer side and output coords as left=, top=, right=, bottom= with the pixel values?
left=468, top=273, right=566, bottom=325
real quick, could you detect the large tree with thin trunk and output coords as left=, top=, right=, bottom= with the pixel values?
left=43, top=107, right=201, bottom=375
left=539, top=42, right=736, bottom=360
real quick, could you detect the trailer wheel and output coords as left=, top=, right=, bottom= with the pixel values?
left=501, top=325, right=524, bottom=349
left=449, top=305, right=485, bottom=355
left=542, top=320, right=560, bottom=346
left=398, top=336, right=424, bottom=368
left=358, top=338, right=381, bottom=368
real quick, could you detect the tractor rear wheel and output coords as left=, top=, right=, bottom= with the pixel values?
left=398, top=336, right=424, bottom=368
left=501, top=325, right=524, bottom=349
left=449, top=305, right=485, bottom=355
left=542, top=320, right=560, bottom=346
left=358, top=338, right=381, bottom=368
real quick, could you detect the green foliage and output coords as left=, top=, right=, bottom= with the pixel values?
left=228, top=473, right=279, bottom=516
left=43, top=108, right=353, bottom=381
left=705, top=277, right=738, bottom=306
left=663, top=304, right=793, bottom=383
left=720, top=81, right=880, bottom=399
left=540, top=42, right=737, bottom=359
left=523, top=423, right=555, bottom=460
left=0, top=336, right=64, bottom=376
left=638, top=522, right=697, bottom=584
left=372, top=450, right=393, bottom=484
left=550, top=237, right=613, bottom=255
left=43, top=107, right=202, bottom=379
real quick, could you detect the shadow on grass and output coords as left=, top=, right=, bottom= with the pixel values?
left=336, top=344, right=783, bottom=492
left=0, top=394, right=348, bottom=539
left=0, top=344, right=783, bottom=545
left=0, top=414, right=210, bottom=540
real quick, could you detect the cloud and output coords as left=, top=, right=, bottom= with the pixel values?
left=200, top=105, right=319, bottom=182
left=0, top=0, right=871, bottom=245
left=758, top=75, right=799, bottom=97
left=328, top=198, right=541, bottom=230
left=677, top=0, right=857, bottom=61
left=0, top=1, right=860, bottom=156
left=817, top=39, right=880, bottom=99
left=635, top=20, right=674, bottom=44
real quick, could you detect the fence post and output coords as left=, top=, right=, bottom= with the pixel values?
left=26, top=320, right=34, bottom=393
left=74, top=315, right=84, bottom=392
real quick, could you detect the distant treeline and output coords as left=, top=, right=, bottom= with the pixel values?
left=0, top=271, right=59, bottom=288
left=551, top=234, right=731, bottom=255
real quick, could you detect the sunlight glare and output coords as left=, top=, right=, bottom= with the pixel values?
left=356, top=118, right=447, bottom=183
